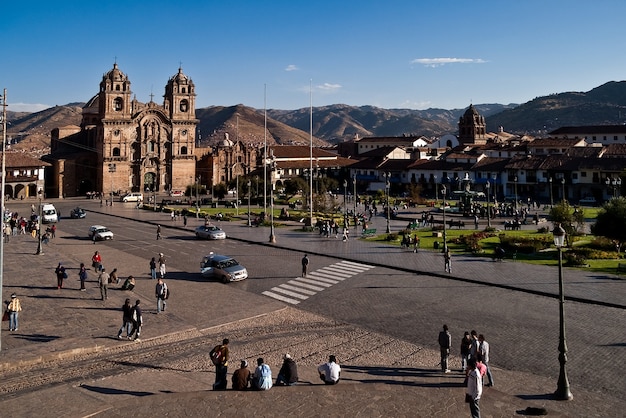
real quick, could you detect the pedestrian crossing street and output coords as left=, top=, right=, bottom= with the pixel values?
left=261, top=260, right=375, bottom=305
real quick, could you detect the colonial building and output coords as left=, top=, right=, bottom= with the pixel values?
left=1, top=152, right=50, bottom=199
left=46, top=63, right=198, bottom=197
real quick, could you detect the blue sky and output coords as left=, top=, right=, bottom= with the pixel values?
left=2, top=0, right=625, bottom=112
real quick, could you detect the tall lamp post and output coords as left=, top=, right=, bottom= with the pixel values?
left=343, top=180, right=348, bottom=216
left=36, top=194, right=44, bottom=255
left=269, top=154, right=276, bottom=243
left=514, top=175, right=518, bottom=213
left=441, top=185, right=447, bottom=251
left=384, top=172, right=391, bottom=233
left=561, top=178, right=566, bottom=202
left=195, top=177, right=200, bottom=218
left=549, top=177, right=554, bottom=208
left=352, top=175, right=357, bottom=216
left=434, top=175, right=438, bottom=203
left=247, top=180, right=252, bottom=227
left=485, top=181, right=491, bottom=228
left=552, top=223, right=573, bottom=400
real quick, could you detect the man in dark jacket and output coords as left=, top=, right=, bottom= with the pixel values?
left=117, top=298, right=133, bottom=339
left=232, top=360, right=251, bottom=390
left=128, top=300, right=142, bottom=341
left=275, top=353, right=299, bottom=386
left=438, top=324, right=452, bottom=373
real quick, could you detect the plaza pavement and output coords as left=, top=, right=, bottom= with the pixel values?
left=0, top=198, right=624, bottom=417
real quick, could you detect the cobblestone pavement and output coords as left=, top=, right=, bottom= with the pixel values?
left=0, top=198, right=624, bottom=417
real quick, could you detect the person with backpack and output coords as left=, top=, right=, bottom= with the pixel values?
left=155, top=278, right=168, bottom=313
left=252, top=357, right=272, bottom=390
left=210, top=338, right=230, bottom=390
left=55, top=262, right=67, bottom=289
left=117, top=298, right=133, bottom=339
left=78, top=263, right=88, bottom=291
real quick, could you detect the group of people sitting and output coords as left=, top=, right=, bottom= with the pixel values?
left=231, top=354, right=341, bottom=390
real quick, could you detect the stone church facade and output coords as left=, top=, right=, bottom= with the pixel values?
left=47, top=63, right=198, bottom=197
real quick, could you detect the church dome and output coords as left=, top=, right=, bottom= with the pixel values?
left=103, top=63, right=128, bottom=83
left=463, top=104, right=480, bottom=118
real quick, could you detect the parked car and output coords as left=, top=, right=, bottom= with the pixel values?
left=195, top=225, right=226, bottom=240
left=88, top=225, right=114, bottom=240
left=70, top=207, right=86, bottom=219
left=200, top=252, right=248, bottom=283
left=121, top=193, right=144, bottom=202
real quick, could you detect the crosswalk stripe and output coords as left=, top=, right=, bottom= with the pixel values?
left=262, top=260, right=375, bottom=305
left=269, top=287, right=310, bottom=299
left=340, top=260, right=374, bottom=270
left=318, top=267, right=352, bottom=277
left=294, top=277, right=333, bottom=287
left=308, top=271, right=346, bottom=281
left=302, top=274, right=339, bottom=284
left=288, top=280, right=326, bottom=291
left=262, top=291, right=302, bottom=304
left=280, top=283, right=317, bottom=295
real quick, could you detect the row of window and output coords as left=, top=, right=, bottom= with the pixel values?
left=111, top=146, right=189, bottom=157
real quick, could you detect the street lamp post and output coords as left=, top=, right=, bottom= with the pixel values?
left=343, top=179, right=348, bottom=216
left=269, top=154, right=276, bottom=243
left=549, top=177, right=554, bottom=208
left=108, top=163, right=116, bottom=206
left=492, top=174, right=497, bottom=203
left=561, top=178, right=566, bottom=202
left=36, top=195, right=44, bottom=255
left=195, top=177, right=200, bottom=218
left=352, top=175, right=357, bottom=217
left=434, top=175, right=438, bottom=203
left=552, top=223, right=573, bottom=401
left=514, top=175, right=518, bottom=213
left=384, top=172, right=391, bottom=233
left=485, top=181, right=491, bottom=228
left=235, top=174, right=239, bottom=216
left=247, top=180, right=252, bottom=227
left=441, top=185, right=447, bottom=251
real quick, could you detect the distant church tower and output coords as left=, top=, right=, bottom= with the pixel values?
left=458, top=104, right=487, bottom=146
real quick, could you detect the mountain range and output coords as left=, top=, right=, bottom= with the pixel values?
left=5, top=80, right=626, bottom=153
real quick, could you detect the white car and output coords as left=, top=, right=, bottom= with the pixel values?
left=195, top=225, right=226, bottom=240
left=121, top=193, right=144, bottom=202
left=88, top=225, right=114, bottom=241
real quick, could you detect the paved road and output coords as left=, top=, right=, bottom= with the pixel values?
left=0, top=198, right=624, bottom=417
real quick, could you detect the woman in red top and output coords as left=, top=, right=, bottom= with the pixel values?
left=92, top=251, right=102, bottom=272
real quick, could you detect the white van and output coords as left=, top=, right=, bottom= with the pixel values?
left=41, top=203, right=58, bottom=223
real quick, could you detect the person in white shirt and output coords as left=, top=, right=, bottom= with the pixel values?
left=318, top=355, right=341, bottom=385
left=253, top=357, right=272, bottom=390
left=478, top=334, right=494, bottom=387
left=466, top=358, right=483, bottom=418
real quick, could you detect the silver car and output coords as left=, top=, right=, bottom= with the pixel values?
left=200, top=252, right=248, bottom=283
left=88, top=225, right=114, bottom=241
left=195, top=225, right=226, bottom=240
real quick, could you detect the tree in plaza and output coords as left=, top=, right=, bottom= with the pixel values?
left=591, top=197, right=626, bottom=252
left=284, top=177, right=308, bottom=199
left=214, top=183, right=227, bottom=199
left=549, top=201, right=585, bottom=246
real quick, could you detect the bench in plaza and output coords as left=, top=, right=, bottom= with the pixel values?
left=617, top=263, right=626, bottom=273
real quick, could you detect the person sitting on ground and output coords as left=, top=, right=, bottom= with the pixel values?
left=275, top=353, right=298, bottom=386
left=232, top=360, right=251, bottom=390
left=318, top=355, right=341, bottom=385
left=109, top=268, right=120, bottom=285
left=120, top=275, right=136, bottom=291
left=252, top=357, right=272, bottom=390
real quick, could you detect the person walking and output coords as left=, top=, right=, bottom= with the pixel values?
left=438, top=324, right=452, bottom=373
left=252, top=357, right=273, bottom=390
left=301, top=254, right=309, bottom=277
left=55, top=262, right=67, bottom=289
left=128, top=299, right=143, bottom=341
left=156, top=224, right=162, bottom=240
left=318, top=355, right=341, bottom=385
left=98, top=268, right=110, bottom=301
left=275, top=353, right=298, bottom=386
left=478, top=334, right=494, bottom=387
left=466, top=358, right=483, bottom=418
left=460, top=331, right=472, bottom=372
left=155, top=278, right=168, bottom=313
left=78, top=262, right=88, bottom=291
left=158, top=253, right=166, bottom=279
left=210, top=338, right=230, bottom=390
left=444, top=248, right=452, bottom=273
left=117, top=298, right=133, bottom=339
left=6, top=293, right=22, bottom=332
left=149, top=257, right=157, bottom=280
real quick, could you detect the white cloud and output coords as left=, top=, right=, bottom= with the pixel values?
left=316, top=83, right=341, bottom=92
left=9, top=103, right=51, bottom=112
left=411, top=58, right=486, bottom=67
left=285, top=64, right=299, bottom=71
left=398, top=100, right=433, bottom=110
